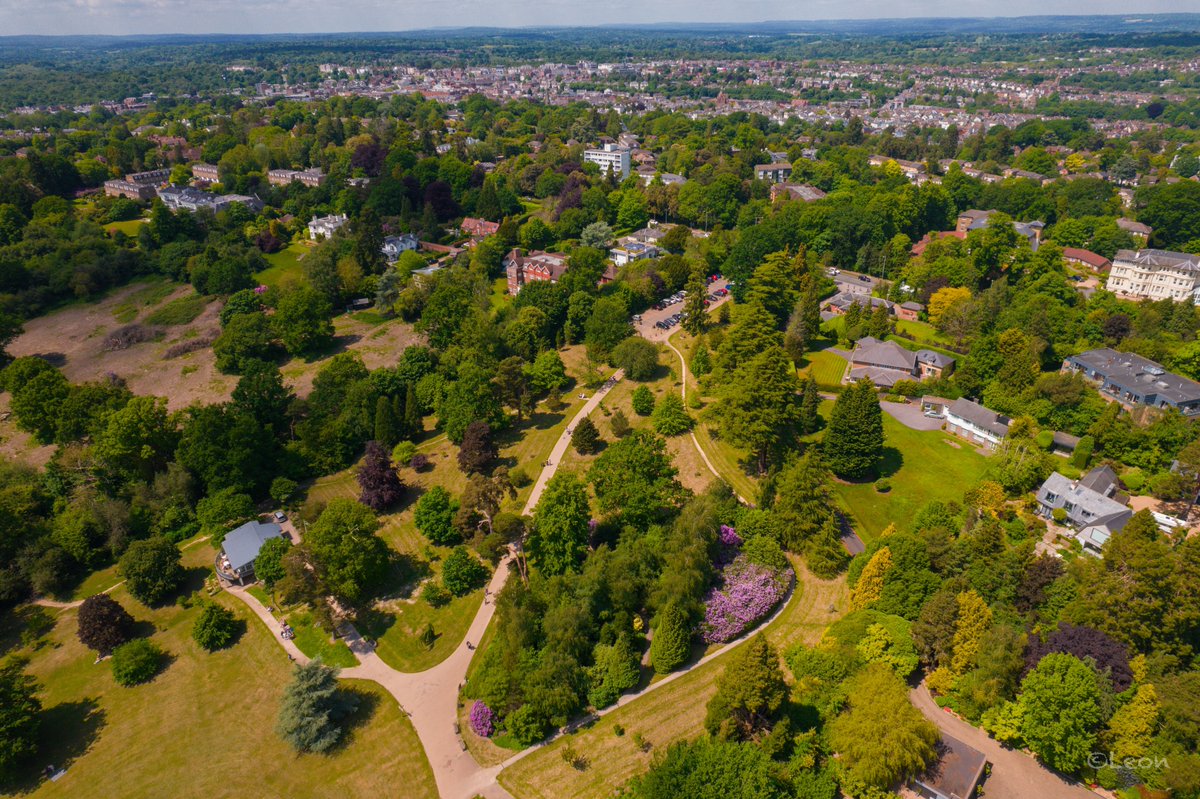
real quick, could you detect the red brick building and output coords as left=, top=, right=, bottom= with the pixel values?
left=504, top=249, right=569, bottom=294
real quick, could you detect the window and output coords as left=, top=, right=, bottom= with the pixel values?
left=1044, top=492, right=1058, bottom=503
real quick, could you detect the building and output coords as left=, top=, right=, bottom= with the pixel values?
left=504, top=249, right=569, bottom=294
left=945, top=398, right=1010, bottom=450
left=770, top=183, right=826, bottom=203
left=157, top=186, right=262, bottom=214
left=1104, top=249, right=1200, bottom=303
left=191, top=162, right=220, bottom=183
left=847, top=337, right=955, bottom=388
left=1062, top=247, right=1112, bottom=272
left=823, top=292, right=891, bottom=315
left=637, top=170, right=685, bottom=187
left=894, top=301, right=924, bottom=322
left=382, top=234, right=420, bottom=262
left=308, top=213, right=349, bottom=240
left=956, top=209, right=1044, bottom=251
left=910, top=732, right=988, bottom=799
left=215, top=520, right=283, bottom=585
left=460, top=217, right=499, bottom=240
left=103, top=167, right=171, bottom=200
left=754, top=162, right=793, bottom=182
left=268, top=168, right=326, bottom=188
left=1062, top=348, right=1200, bottom=416
left=609, top=241, right=659, bottom=267
left=1036, top=466, right=1131, bottom=553
left=583, top=143, right=631, bottom=178
left=1116, top=217, right=1152, bottom=243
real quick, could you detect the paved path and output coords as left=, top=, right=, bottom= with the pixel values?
left=910, top=682, right=1098, bottom=799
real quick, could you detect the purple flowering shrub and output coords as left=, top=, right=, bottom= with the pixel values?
left=718, top=524, right=742, bottom=548
left=469, top=700, right=495, bottom=737
left=700, top=555, right=789, bottom=644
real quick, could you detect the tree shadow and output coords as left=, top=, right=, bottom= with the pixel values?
left=3, top=699, right=106, bottom=794
left=328, top=686, right=381, bottom=752
left=354, top=605, right=397, bottom=641
left=172, top=566, right=213, bottom=604
left=877, top=446, right=904, bottom=479
left=302, top=333, right=362, bottom=361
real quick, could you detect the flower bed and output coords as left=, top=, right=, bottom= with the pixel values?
left=469, top=700, right=495, bottom=737
left=700, top=544, right=790, bottom=645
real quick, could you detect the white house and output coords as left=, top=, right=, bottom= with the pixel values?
left=308, top=213, right=348, bottom=240
left=945, top=398, right=1010, bottom=450
left=1104, top=249, right=1200, bottom=304
left=382, top=234, right=420, bottom=262
left=609, top=241, right=659, bottom=266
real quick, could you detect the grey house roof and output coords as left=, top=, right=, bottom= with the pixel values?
left=947, top=398, right=1009, bottom=438
left=916, top=350, right=955, bottom=369
left=850, top=337, right=917, bottom=372
left=1065, top=348, right=1200, bottom=409
left=222, top=520, right=283, bottom=575
left=1036, top=468, right=1130, bottom=532
left=1114, top=248, right=1200, bottom=273
left=912, top=732, right=988, bottom=799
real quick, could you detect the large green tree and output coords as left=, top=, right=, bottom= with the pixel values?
left=304, top=499, right=391, bottom=605
left=276, top=661, right=358, bottom=753
left=821, top=379, right=884, bottom=479
left=527, top=473, right=590, bottom=576
left=1018, top=653, right=1104, bottom=773
left=716, top=345, right=800, bottom=474
left=704, top=634, right=787, bottom=742
left=588, top=430, right=684, bottom=527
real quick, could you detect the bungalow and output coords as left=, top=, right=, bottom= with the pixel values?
left=945, top=397, right=1009, bottom=450
left=382, top=234, right=419, bottom=262
left=1116, top=218, right=1152, bottom=243
left=847, top=337, right=955, bottom=388
left=215, top=520, right=283, bottom=585
left=1062, top=247, right=1112, bottom=272
left=1062, top=348, right=1200, bottom=416
left=1036, top=466, right=1131, bottom=553
left=769, top=183, right=826, bottom=203
left=823, top=292, right=891, bottom=316
left=910, top=732, right=988, bottom=799
left=308, top=213, right=349, bottom=240
left=894, top=301, right=924, bottom=322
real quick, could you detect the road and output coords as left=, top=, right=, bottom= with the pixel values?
left=910, top=682, right=1098, bottom=799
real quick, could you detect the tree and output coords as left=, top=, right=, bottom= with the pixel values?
left=457, top=420, right=496, bottom=474
left=119, top=537, right=184, bottom=606
left=682, top=268, right=709, bottom=336
left=9, top=367, right=68, bottom=444
left=704, top=634, right=786, bottom=741
left=631, top=385, right=655, bottom=416
left=76, top=594, right=134, bottom=656
left=828, top=663, right=939, bottom=790
left=373, top=395, right=400, bottom=449
left=690, top=344, right=712, bottom=378
left=746, top=251, right=801, bottom=327
left=715, top=302, right=783, bottom=376
left=928, top=286, right=972, bottom=326
left=196, top=487, right=255, bottom=541
left=580, top=221, right=613, bottom=249
left=526, top=350, right=568, bottom=394
left=1018, top=653, right=1104, bottom=773
left=276, top=661, right=358, bottom=753
left=305, top=499, right=391, bottom=605
left=851, top=548, right=893, bottom=610
left=494, top=356, right=532, bottom=420
left=716, top=346, right=800, bottom=474
left=950, top=590, right=993, bottom=676
left=528, top=473, right=590, bottom=576
left=110, top=638, right=165, bottom=686
left=93, top=396, right=178, bottom=484
left=273, top=286, right=334, bottom=355
left=588, top=430, right=684, bottom=527
left=213, top=312, right=274, bottom=374
left=807, top=513, right=850, bottom=579
left=652, top=393, right=693, bottom=436
left=414, top=486, right=460, bottom=545
left=232, top=359, right=294, bottom=430
left=624, top=738, right=789, bottom=799
left=192, top=602, right=241, bottom=652
left=586, top=634, right=640, bottom=709
left=571, top=417, right=602, bottom=455
left=773, top=452, right=832, bottom=551
left=0, top=660, right=40, bottom=781
left=442, top=546, right=489, bottom=596
left=255, top=536, right=291, bottom=589
left=822, top=379, right=884, bottom=479
left=357, top=440, right=404, bottom=511
left=650, top=602, right=691, bottom=674
left=610, top=409, right=631, bottom=438
left=1105, top=683, right=1159, bottom=761
left=584, top=296, right=632, bottom=361
left=611, top=337, right=659, bottom=380
left=784, top=276, right=821, bottom=363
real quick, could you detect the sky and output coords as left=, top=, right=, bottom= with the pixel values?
left=0, top=0, right=1195, bottom=37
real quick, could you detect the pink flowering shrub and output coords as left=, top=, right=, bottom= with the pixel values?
left=700, top=555, right=789, bottom=644
left=469, top=700, right=495, bottom=737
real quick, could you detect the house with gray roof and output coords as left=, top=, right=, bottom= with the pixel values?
left=945, top=398, right=1009, bottom=450
left=215, top=520, right=283, bottom=585
left=910, top=732, right=988, bottom=799
left=1062, top=348, right=1200, bottom=416
left=1036, top=466, right=1131, bottom=554
left=847, top=337, right=956, bottom=388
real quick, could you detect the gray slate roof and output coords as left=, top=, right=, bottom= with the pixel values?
left=1066, top=348, right=1200, bottom=408
left=222, top=520, right=283, bottom=575
left=850, top=336, right=916, bottom=371
left=947, top=398, right=1009, bottom=438
left=1036, top=468, right=1130, bottom=531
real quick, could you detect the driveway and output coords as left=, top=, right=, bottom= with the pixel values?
left=635, top=279, right=730, bottom=342
left=882, top=401, right=945, bottom=432
left=910, top=682, right=1097, bottom=799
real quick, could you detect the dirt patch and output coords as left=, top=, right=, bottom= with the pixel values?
left=0, top=395, right=54, bottom=468
left=9, top=281, right=425, bottom=412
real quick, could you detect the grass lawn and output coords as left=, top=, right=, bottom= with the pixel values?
left=831, top=411, right=991, bottom=540
left=10, top=546, right=436, bottom=799
left=285, top=608, right=358, bottom=668
left=368, top=590, right=484, bottom=673
left=109, top=277, right=178, bottom=323
left=489, top=276, right=510, bottom=312
left=255, top=241, right=310, bottom=290
left=800, top=349, right=848, bottom=389
left=894, top=318, right=953, bottom=347
left=103, top=218, right=147, bottom=237
left=497, top=560, right=848, bottom=799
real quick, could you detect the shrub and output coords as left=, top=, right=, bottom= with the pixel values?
left=649, top=603, right=691, bottom=674
left=469, top=701, right=495, bottom=737
left=1035, top=429, right=1055, bottom=450
left=164, top=330, right=218, bottom=359
left=111, top=639, right=165, bottom=686
left=409, top=453, right=430, bottom=471
left=119, top=537, right=184, bottom=606
left=421, top=581, right=451, bottom=608
left=610, top=409, right=631, bottom=438
left=652, top=394, right=693, bottom=436
left=442, top=547, right=488, bottom=596
left=504, top=704, right=548, bottom=747
left=1051, top=507, right=1067, bottom=523
left=742, top=536, right=789, bottom=572
left=571, top=417, right=602, bottom=455
left=611, top=337, right=660, bottom=380
left=414, top=486, right=460, bottom=545
left=509, top=464, right=532, bottom=487
left=874, top=478, right=892, bottom=493
left=77, top=594, right=134, bottom=657
left=392, top=440, right=417, bottom=466
left=270, top=476, right=299, bottom=506
left=192, top=603, right=241, bottom=652
left=103, top=324, right=161, bottom=352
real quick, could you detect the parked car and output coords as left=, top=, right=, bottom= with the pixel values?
left=274, top=511, right=287, bottom=522
left=858, top=275, right=871, bottom=282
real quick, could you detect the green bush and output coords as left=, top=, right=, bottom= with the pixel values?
left=509, top=464, right=532, bottom=487
left=192, top=603, right=242, bottom=652
left=874, top=478, right=892, bottom=493
left=144, top=294, right=208, bottom=326
left=652, top=394, right=693, bottom=436
left=1122, top=468, right=1146, bottom=493
left=1051, top=507, right=1068, bottom=523
left=111, top=639, right=165, bottom=686
left=392, top=440, right=417, bottom=466
left=631, top=385, right=655, bottom=416
left=421, top=581, right=451, bottom=608
left=1035, top=429, right=1055, bottom=450
left=442, top=547, right=489, bottom=596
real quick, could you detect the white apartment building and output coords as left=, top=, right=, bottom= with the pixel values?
left=1105, top=249, right=1200, bottom=304
left=583, top=143, right=631, bottom=178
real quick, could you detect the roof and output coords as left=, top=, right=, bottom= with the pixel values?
left=848, top=366, right=905, bottom=388
left=1037, top=470, right=1130, bottom=530
left=773, top=183, right=826, bottom=202
left=850, top=337, right=917, bottom=372
left=917, top=350, right=956, bottom=369
left=900, top=301, right=925, bottom=311
left=1052, top=431, right=1081, bottom=451
left=913, top=732, right=988, bottom=799
left=947, top=398, right=1009, bottom=438
left=1078, top=464, right=1118, bottom=496
left=1116, top=218, right=1152, bottom=236
left=1114, top=248, right=1200, bottom=274
left=222, top=521, right=283, bottom=574
left=827, top=292, right=891, bottom=312
left=1062, top=247, right=1111, bottom=269
left=755, top=161, right=793, bottom=172
left=1066, top=348, right=1200, bottom=407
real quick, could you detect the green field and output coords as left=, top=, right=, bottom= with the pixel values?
left=800, top=348, right=848, bottom=388
left=832, top=410, right=991, bottom=540
left=9, top=545, right=437, bottom=799
left=254, top=241, right=310, bottom=290
left=103, top=218, right=147, bottom=237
